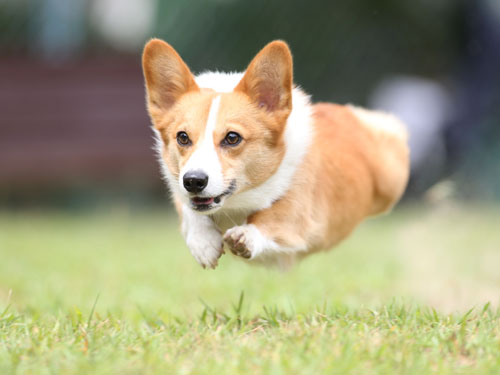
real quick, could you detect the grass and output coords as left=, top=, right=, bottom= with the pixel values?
left=0, top=204, right=499, bottom=374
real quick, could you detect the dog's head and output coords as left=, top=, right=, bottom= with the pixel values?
left=142, top=39, right=293, bottom=213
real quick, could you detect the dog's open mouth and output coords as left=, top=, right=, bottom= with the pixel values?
left=192, top=196, right=214, bottom=205
left=190, top=194, right=222, bottom=211
left=190, top=180, right=236, bottom=211
left=192, top=196, right=215, bottom=206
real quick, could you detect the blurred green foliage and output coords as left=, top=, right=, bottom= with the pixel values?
left=154, top=0, right=462, bottom=103
left=1, top=0, right=499, bottom=203
left=0, top=0, right=463, bottom=103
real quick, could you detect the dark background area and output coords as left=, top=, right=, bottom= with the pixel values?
left=1, top=0, right=499, bottom=209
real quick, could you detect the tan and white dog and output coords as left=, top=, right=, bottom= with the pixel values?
left=142, top=39, right=409, bottom=269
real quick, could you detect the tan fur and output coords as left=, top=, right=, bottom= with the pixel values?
left=142, top=39, right=410, bottom=268
left=157, top=92, right=217, bottom=178
left=215, top=93, right=286, bottom=190
left=143, top=39, right=292, bottom=200
left=250, top=103, right=409, bottom=256
left=142, top=39, right=200, bottom=125
left=235, top=41, right=293, bottom=121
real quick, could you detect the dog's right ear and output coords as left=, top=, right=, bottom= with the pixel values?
left=235, top=40, right=293, bottom=116
left=142, top=39, right=199, bottom=125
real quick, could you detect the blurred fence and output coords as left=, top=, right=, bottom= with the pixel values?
left=0, top=0, right=499, bottom=206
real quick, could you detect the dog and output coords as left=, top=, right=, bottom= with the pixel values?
left=142, top=39, right=409, bottom=269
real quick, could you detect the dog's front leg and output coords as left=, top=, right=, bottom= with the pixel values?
left=223, top=210, right=307, bottom=262
left=181, top=205, right=223, bottom=269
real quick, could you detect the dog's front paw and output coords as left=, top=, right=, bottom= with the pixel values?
left=186, top=230, right=223, bottom=269
left=223, top=225, right=260, bottom=259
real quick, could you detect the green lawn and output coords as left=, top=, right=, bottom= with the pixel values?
left=0, top=204, right=499, bottom=374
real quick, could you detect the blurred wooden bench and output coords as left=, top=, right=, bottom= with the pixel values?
left=0, top=56, right=160, bottom=189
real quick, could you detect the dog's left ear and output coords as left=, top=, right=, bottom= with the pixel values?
left=235, top=40, right=293, bottom=115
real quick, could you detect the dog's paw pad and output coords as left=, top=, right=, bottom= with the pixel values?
left=223, top=227, right=253, bottom=259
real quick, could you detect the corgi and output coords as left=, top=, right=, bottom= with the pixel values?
left=142, top=39, right=409, bottom=269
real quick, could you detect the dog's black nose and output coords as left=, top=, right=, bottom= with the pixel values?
left=183, top=170, right=209, bottom=193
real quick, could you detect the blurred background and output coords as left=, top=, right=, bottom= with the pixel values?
left=0, top=0, right=500, bottom=333
left=1, top=0, right=499, bottom=210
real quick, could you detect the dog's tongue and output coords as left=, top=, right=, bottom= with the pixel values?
left=192, top=197, right=214, bottom=205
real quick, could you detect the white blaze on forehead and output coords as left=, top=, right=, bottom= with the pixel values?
left=180, top=95, right=225, bottom=196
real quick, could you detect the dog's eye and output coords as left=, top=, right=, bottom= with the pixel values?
left=223, top=132, right=242, bottom=146
left=176, top=131, right=191, bottom=146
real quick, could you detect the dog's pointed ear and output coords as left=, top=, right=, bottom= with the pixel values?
left=235, top=40, right=293, bottom=114
left=142, top=39, right=199, bottom=124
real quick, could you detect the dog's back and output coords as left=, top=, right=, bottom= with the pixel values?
left=348, top=105, right=409, bottom=215
left=279, top=103, right=410, bottom=254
